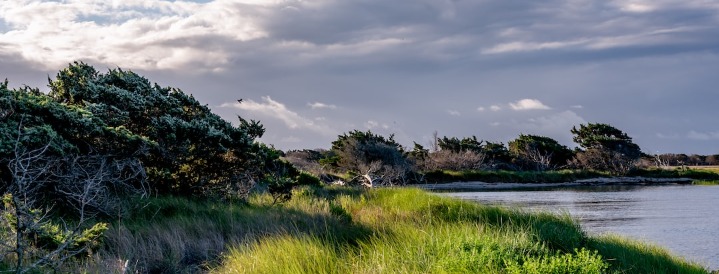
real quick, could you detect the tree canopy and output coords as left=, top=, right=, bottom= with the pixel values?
left=508, top=134, right=573, bottom=170
left=571, top=123, right=643, bottom=174
left=2, top=62, right=275, bottom=198
left=571, top=123, right=642, bottom=158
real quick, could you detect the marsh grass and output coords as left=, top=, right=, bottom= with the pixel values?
left=693, top=180, right=719, bottom=185
left=423, top=169, right=607, bottom=184
left=212, top=187, right=708, bottom=274
left=588, top=235, right=708, bottom=274
left=62, top=186, right=708, bottom=273
left=629, top=167, right=719, bottom=182
left=85, top=189, right=373, bottom=273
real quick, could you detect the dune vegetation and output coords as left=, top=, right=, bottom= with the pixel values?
left=66, top=186, right=706, bottom=273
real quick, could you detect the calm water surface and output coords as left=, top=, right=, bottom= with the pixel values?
left=443, top=185, right=719, bottom=270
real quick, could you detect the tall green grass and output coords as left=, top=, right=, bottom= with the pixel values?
left=212, top=187, right=708, bottom=274
left=65, top=186, right=709, bottom=273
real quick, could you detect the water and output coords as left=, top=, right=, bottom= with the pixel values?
left=443, top=185, right=719, bottom=270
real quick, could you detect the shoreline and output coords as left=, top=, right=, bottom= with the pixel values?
left=410, top=176, right=695, bottom=191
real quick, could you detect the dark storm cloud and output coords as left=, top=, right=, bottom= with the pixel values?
left=1, top=0, right=718, bottom=153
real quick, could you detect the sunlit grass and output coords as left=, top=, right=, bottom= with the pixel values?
left=212, top=187, right=708, bottom=274
left=589, top=235, right=708, bottom=274
left=64, top=185, right=709, bottom=273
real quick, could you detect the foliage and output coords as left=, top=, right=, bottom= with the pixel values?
left=1, top=193, right=109, bottom=273
left=437, top=135, right=484, bottom=153
left=328, top=130, right=414, bottom=186
left=434, top=135, right=512, bottom=170
left=422, top=150, right=486, bottom=171
left=483, top=141, right=512, bottom=168
left=3, top=61, right=272, bottom=198
left=571, top=123, right=643, bottom=175
left=504, top=248, right=608, bottom=274
left=0, top=135, right=128, bottom=273
left=571, top=123, right=642, bottom=158
left=509, top=134, right=574, bottom=171
left=329, top=130, right=404, bottom=169
left=0, top=80, right=148, bottom=186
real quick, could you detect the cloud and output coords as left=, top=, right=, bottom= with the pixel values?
left=509, top=99, right=551, bottom=111
left=513, top=110, right=588, bottom=146
left=0, top=0, right=268, bottom=70
left=482, top=39, right=589, bottom=55
left=364, top=120, right=389, bottom=130
left=308, top=102, right=337, bottom=109
left=220, top=96, right=334, bottom=135
left=687, top=130, right=719, bottom=140
left=447, top=110, right=461, bottom=116
left=2, top=0, right=719, bottom=154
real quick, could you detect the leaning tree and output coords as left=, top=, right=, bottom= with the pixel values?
left=47, top=62, right=270, bottom=197
left=508, top=134, right=573, bottom=171
left=570, top=123, right=643, bottom=174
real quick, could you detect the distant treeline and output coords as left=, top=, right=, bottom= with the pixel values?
left=284, top=123, right=663, bottom=186
left=654, top=153, right=719, bottom=166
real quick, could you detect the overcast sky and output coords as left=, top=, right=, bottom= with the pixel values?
left=2, top=0, right=718, bottom=154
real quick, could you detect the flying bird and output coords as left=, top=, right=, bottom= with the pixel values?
left=237, top=99, right=243, bottom=103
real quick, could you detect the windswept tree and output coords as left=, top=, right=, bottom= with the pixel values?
left=428, top=136, right=511, bottom=170
left=327, top=130, right=413, bottom=186
left=437, top=136, right=483, bottom=153
left=508, top=134, right=573, bottom=171
left=571, top=123, right=643, bottom=174
left=1, top=81, right=146, bottom=273
left=46, top=62, right=269, bottom=197
left=482, top=141, right=512, bottom=169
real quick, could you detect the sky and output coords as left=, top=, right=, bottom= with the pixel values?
left=1, top=0, right=718, bottom=154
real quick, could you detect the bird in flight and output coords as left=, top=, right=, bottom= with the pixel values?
left=237, top=99, right=243, bottom=103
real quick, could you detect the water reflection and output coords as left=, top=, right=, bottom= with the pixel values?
left=443, top=185, right=719, bottom=270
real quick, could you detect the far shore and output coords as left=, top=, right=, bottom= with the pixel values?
left=410, top=176, right=695, bottom=191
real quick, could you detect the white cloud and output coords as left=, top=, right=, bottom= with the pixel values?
left=571, top=105, right=584, bottom=109
left=687, top=130, right=719, bottom=140
left=0, top=0, right=268, bottom=70
left=447, top=110, right=461, bottom=116
left=490, top=105, right=502, bottom=111
left=482, top=39, right=589, bottom=54
left=220, top=96, right=334, bottom=135
left=613, top=1, right=656, bottom=13
left=365, top=120, right=379, bottom=129
left=308, top=102, right=337, bottom=109
left=477, top=107, right=486, bottom=112
left=364, top=120, right=389, bottom=130
left=509, top=99, right=551, bottom=111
